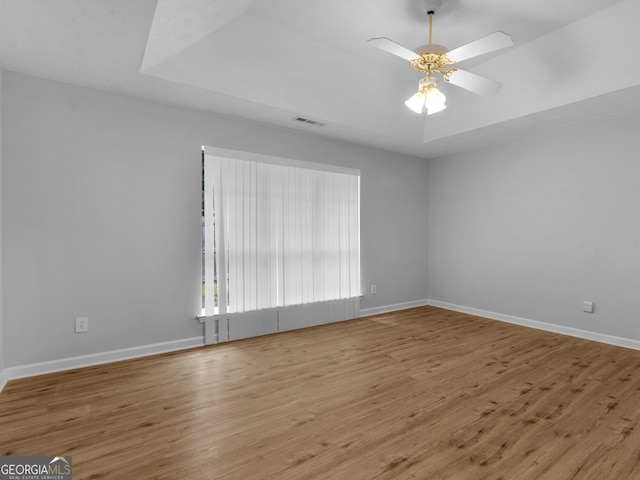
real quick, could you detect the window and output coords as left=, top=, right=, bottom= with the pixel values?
left=202, top=147, right=360, bottom=318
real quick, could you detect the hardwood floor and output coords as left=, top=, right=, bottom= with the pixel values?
left=2, top=306, right=640, bottom=479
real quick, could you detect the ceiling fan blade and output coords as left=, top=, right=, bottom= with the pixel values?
left=445, top=32, right=513, bottom=63
left=366, top=37, right=420, bottom=61
left=446, top=69, right=503, bottom=97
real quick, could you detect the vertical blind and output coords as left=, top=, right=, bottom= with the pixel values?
left=203, top=148, right=360, bottom=316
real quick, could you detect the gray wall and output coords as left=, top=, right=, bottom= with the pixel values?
left=2, top=71, right=429, bottom=368
left=428, top=114, right=640, bottom=341
left=0, top=67, right=4, bottom=374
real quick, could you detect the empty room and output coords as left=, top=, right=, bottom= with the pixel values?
left=1, top=0, right=640, bottom=478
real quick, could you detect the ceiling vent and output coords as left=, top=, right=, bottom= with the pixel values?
left=293, top=116, right=326, bottom=127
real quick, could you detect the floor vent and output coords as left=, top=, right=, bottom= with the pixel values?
left=293, top=116, right=326, bottom=127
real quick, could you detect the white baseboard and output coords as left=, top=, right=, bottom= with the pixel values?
left=428, top=299, right=640, bottom=351
left=0, top=336, right=204, bottom=393
left=5, top=299, right=636, bottom=394
left=360, top=299, right=429, bottom=317
left=0, top=368, right=7, bottom=395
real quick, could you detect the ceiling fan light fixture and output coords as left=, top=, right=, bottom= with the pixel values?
left=406, top=76, right=446, bottom=115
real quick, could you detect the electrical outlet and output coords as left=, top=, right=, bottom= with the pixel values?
left=75, top=317, right=89, bottom=333
left=583, top=301, right=594, bottom=313
left=371, top=284, right=377, bottom=295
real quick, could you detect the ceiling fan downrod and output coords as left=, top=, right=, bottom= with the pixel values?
left=424, top=0, right=443, bottom=45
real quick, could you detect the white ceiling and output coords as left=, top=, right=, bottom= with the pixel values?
left=1, top=0, right=639, bottom=159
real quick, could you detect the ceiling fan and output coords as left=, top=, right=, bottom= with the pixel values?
left=367, top=0, right=513, bottom=115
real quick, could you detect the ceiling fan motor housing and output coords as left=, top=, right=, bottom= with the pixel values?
left=410, top=46, right=454, bottom=74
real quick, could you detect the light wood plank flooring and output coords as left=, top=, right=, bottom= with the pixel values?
left=2, top=306, right=640, bottom=479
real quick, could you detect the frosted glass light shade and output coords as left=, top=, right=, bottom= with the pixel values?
left=425, top=87, right=446, bottom=115
left=404, top=91, right=425, bottom=114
